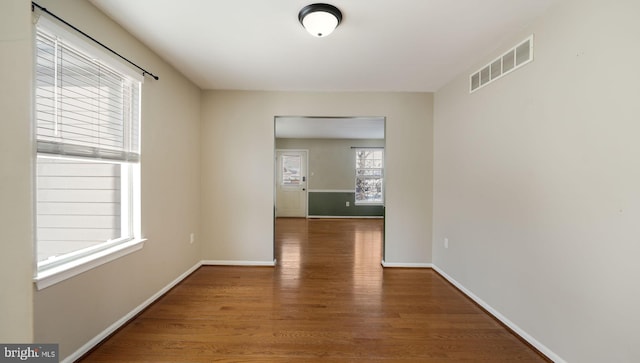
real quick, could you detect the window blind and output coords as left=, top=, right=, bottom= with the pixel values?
left=35, top=30, right=140, bottom=162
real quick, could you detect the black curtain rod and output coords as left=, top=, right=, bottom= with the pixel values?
left=351, top=146, right=384, bottom=149
left=32, top=1, right=159, bottom=80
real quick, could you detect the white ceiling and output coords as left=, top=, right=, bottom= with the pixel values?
left=275, top=117, right=384, bottom=139
left=89, top=0, right=557, bottom=92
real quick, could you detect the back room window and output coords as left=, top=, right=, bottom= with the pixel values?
left=355, top=148, right=384, bottom=204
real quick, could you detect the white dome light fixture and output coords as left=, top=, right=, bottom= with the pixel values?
left=298, top=3, right=343, bottom=38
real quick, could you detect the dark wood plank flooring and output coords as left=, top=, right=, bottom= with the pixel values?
left=80, top=218, right=549, bottom=362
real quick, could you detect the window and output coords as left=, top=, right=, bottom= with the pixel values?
left=34, top=24, right=142, bottom=286
left=282, top=154, right=302, bottom=185
left=355, top=149, right=384, bottom=204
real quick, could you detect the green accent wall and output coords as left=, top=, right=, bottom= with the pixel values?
left=309, top=192, right=384, bottom=217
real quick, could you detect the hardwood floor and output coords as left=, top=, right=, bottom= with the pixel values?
left=81, top=218, right=549, bottom=362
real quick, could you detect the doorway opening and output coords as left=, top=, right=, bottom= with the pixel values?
left=273, top=116, right=386, bottom=263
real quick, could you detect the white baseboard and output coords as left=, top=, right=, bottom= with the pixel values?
left=431, top=265, right=565, bottom=363
left=202, top=259, right=276, bottom=267
left=62, top=261, right=203, bottom=363
left=381, top=260, right=433, bottom=268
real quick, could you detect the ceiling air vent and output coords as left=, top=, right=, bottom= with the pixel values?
left=470, top=35, right=534, bottom=93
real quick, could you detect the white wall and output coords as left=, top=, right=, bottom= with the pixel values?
left=30, top=0, right=202, bottom=359
left=0, top=0, right=34, bottom=342
left=433, top=0, right=640, bottom=361
left=201, top=91, right=433, bottom=265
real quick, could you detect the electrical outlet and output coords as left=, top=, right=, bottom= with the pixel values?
left=444, top=238, right=449, bottom=249
left=346, top=201, right=350, bottom=207
left=190, top=233, right=195, bottom=244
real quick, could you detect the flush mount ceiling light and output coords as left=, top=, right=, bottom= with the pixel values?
left=298, top=3, right=342, bottom=38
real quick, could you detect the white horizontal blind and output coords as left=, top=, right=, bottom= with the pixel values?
left=35, top=30, right=140, bottom=162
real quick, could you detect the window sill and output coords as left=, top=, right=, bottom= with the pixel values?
left=34, top=238, right=146, bottom=290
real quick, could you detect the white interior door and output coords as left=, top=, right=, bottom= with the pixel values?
left=276, top=150, right=307, bottom=217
